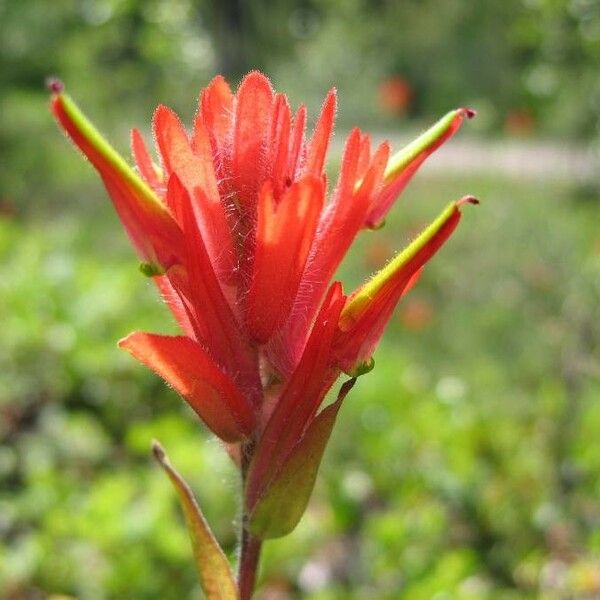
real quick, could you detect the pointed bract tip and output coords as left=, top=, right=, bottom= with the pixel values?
left=463, top=107, right=477, bottom=119
left=46, top=77, right=64, bottom=95
left=239, top=70, right=273, bottom=91
left=457, top=195, right=479, bottom=207
left=151, top=439, right=166, bottom=463
left=339, top=377, right=358, bottom=398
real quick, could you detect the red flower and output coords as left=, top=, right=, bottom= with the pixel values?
left=51, top=72, right=476, bottom=538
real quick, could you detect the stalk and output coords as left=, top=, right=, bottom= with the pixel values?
left=238, top=441, right=262, bottom=599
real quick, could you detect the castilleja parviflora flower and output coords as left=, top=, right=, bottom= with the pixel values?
left=50, top=71, right=476, bottom=578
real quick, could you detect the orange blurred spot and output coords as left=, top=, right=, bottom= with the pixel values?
left=363, top=237, right=394, bottom=270
left=398, top=297, right=433, bottom=330
left=505, top=108, right=535, bottom=136
left=378, top=76, right=413, bottom=115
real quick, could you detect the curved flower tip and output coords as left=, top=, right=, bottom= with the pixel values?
left=50, top=88, right=181, bottom=269
left=335, top=195, right=478, bottom=374
left=458, top=194, right=480, bottom=206
left=366, top=107, right=476, bottom=230
left=46, top=76, right=64, bottom=94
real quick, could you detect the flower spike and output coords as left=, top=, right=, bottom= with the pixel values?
left=51, top=73, right=477, bottom=581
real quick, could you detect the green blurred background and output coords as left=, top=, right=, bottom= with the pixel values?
left=2, top=0, right=600, bottom=598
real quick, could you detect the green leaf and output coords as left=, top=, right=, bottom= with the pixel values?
left=152, top=440, right=238, bottom=599
left=248, top=379, right=356, bottom=539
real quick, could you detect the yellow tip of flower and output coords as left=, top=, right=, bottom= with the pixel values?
left=384, top=108, right=474, bottom=183
left=341, top=195, right=478, bottom=327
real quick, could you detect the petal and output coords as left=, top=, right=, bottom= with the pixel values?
left=51, top=92, right=181, bottom=268
left=335, top=196, right=479, bottom=374
left=153, top=106, right=236, bottom=284
left=232, top=71, right=274, bottom=212
left=246, top=282, right=345, bottom=510
left=366, top=107, right=475, bottom=228
left=288, top=104, right=307, bottom=181
left=131, top=128, right=164, bottom=193
left=120, top=333, right=256, bottom=442
left=245, top=177, right=324, bottom=344
left=304, top=89, right=336, bottom=177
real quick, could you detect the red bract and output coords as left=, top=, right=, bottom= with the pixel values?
left=51, top=71, right=476, bottom=540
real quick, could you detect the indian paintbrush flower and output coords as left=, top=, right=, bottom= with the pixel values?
left=50, top=71, right=476, bottom=598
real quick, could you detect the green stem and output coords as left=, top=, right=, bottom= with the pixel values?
left=238, top=529, right=262, bottom=600
left=238, top=442, right=262, bottom=599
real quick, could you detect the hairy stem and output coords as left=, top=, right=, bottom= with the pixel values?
left=238, top=441, right=262, bottom=599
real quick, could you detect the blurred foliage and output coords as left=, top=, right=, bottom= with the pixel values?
left=1, top=0, right=599, bottom=210
left=2, top=0, right=600, bottom=598
left=2, top=171, right=599, bottom=598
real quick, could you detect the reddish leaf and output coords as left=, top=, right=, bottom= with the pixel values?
left=131, top=128, right=163, bottom=193
left=304, top=89, right=336, bottom=177
left=165, top=177, right=258, bottom=394
left=153, top=106, right=236, bottom=283
left=288, top=104, right=307, bottom=181
left=152, top=441, right=237, bottom=599
left=120, top=332, right=255, bottom=442
left=246, top=283, right=345, bottom=510
left=268, top=93, right=292, bottom=200
left=249, top=379, right=356, bottom=539
left=198, top=75, right=235, bottom=157
left=269, top=136, right=389, bottom=376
